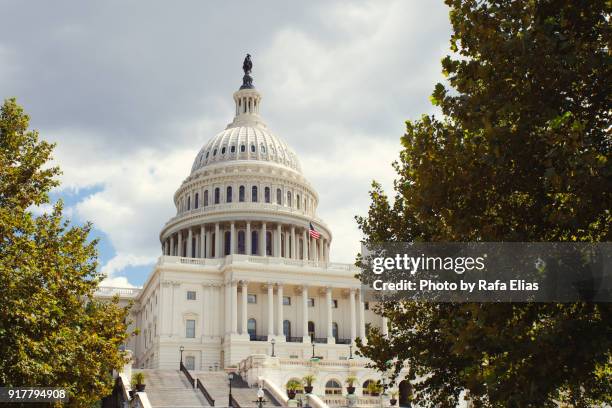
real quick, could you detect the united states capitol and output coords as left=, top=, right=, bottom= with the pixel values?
left=96, top=56, right=469, bottom=408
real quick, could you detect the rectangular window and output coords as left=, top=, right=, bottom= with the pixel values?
left=187, top=291, right=196, bottom=300
left=308, top=298, right=315, bottom=307
left=186, top=319, right=195, bottom=338
left=283, top=296, right=291, bottom=306
left=248, top=294, right=257, bottom=304
left=332, top=299, right=338, bottom=308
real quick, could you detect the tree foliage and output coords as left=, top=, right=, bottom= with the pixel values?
left=0, top=98, right=132, bottom=406
left=356, top=1, right=611, bottom=406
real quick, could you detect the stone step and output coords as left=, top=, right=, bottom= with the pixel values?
left=133, top=369, right=210, bottom=407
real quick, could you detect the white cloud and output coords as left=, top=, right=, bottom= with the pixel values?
left=100, top=252, right=157, bottom=278
left=99, top=276, right=137, bottom=288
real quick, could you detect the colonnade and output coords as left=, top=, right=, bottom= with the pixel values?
left=224, top=281, right=366, bottom=344
left=163, top=222, right=329, bottom=262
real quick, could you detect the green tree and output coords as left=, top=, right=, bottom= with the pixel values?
left=356, top=1, right=611, bottom=407
left=0, top=98, right=132, bottom=406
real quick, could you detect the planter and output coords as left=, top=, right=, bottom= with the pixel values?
left=347, top=386, right=355, bottom=395
left=304, top=385, right=313, bottom=394
left=390, top=398, right=398, bottom=406
left=287, top=390, right=296, bottom=400
left=136, top=384, right=146, bottom=392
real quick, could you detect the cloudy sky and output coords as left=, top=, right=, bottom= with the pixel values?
left=1, top=1, right=451, bottom=287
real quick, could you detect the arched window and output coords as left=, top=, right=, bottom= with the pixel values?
left=247, top=318, right=257, bottom=340
left=226, top=186, right=233, bottom=203
left=276, top=188, right=282, bottom=205
left=213, top=148, right=217, bottom=156
left=266, top=231, right=272, bottom=256
left=252, top=186, right=258, bottom=202
left=332, top=322, right=339, bottom=341
left=231, top=145, right=236, bottom=153
left=187, top=196, right=191, bottom=210
left=238, top=231, right=246, bottom=254
left=264, top=187, right=270, bottom=203
left=241, top=144, right=246, bottom=152
left=214, top=188, right=220, bottom=204
left=283, top=320, right=291, bottom=339
left=221, top=147, right=226, bottom=155
left=204, top=190, right=209, bottom=206
left=239, top=186, right=245, bottom=202
left=325, top=380, right=342, bottom=395
left=287, top=191, right=292, bottom=207
left=362, top=380, right=380, bottom=396
left=206, top=151, right=210, bottom=159
left=251, top=230, right=259, bottom=255
left=261, top=144, right=266, bottom=153
left=296, top=194, right=300, bottom=209
left=308, top=321, right=315, bottom=340
left=251, top=144, right=256, bottom=153
left=195, top=193, right=199, bottom=209
left=224, top=231, right=231, bottom=256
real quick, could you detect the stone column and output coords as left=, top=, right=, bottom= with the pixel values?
left=312, top=237, right=318, bottom=262
left=231, top=281, right=238, bottom=334
left=276, top=224, right=282, bottom=257
left=187, top=228, right=193, bottom=258
left=359, top=290, right=367, bottom=341
left=267, top=283, right=274, bottom=338
left=201, top=283, right=208, bottom=337
left=224, top=282, right=230, bottom=335
left=302, top=285, right=310, bottom=342
left=170, top=235, right=174, bottom=256
left=206, top=228, right=212, bottom=258
left=324, top=242, right=329, bottom=263
left=200, top=226, right=205, bottom=258
left=230, top=222, right=236, bottom=255
left=241, top=281, right=248, bottom=336
left=284, top=230, right=290, bottom=258
left=350, top=288, right=357, bottom=342
left=326, top=287, right=334, bottom=343
left=277, top=283, right=284, bottom=338
left=381, top=316, right=388, bottom=337
left=291, top=227, right=296, bottom=259
left=260, top=222, right=267, bottom=257
left=302, top=229, right=308, bottom=260
left=215, top=223, right=220, bottom=258
left=177, top=231, right=183, bottom=257
left=246, top=222, right=252, bottom=255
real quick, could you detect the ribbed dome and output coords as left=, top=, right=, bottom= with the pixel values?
left=190, top=124, right=301, bottom=174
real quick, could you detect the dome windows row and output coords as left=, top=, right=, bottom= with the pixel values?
left=177, top=184, right=315, bottom=215
left=200, top=143, right=286, bottom=162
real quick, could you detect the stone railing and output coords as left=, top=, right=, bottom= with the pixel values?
left=157, top=254, right=359, bottom=274
left=162, top=202, right=328, bottom=232
left=95, top=286, right=142, bottom=298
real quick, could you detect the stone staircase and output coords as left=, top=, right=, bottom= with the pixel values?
left=194, top=371, right=282, bottom=407
left=135, top=369, right=210, bottom=407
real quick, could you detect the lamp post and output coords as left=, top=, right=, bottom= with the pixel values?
left=349, top=344, right=353, bottom=359
left=228, top=372, right=234, bottom=407
left=311, top=343, right=315, bottom=358
left=179, top=345, right=185, bottom=365
left=271, top=338, right=276, bottom=357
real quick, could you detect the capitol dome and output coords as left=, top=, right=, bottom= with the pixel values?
left=190, top=124, right=302, bottom=174
left=159, top=55, right=331, bottom=264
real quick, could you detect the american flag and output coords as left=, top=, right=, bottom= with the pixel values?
left=309, top=222, right=320, bottom=239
